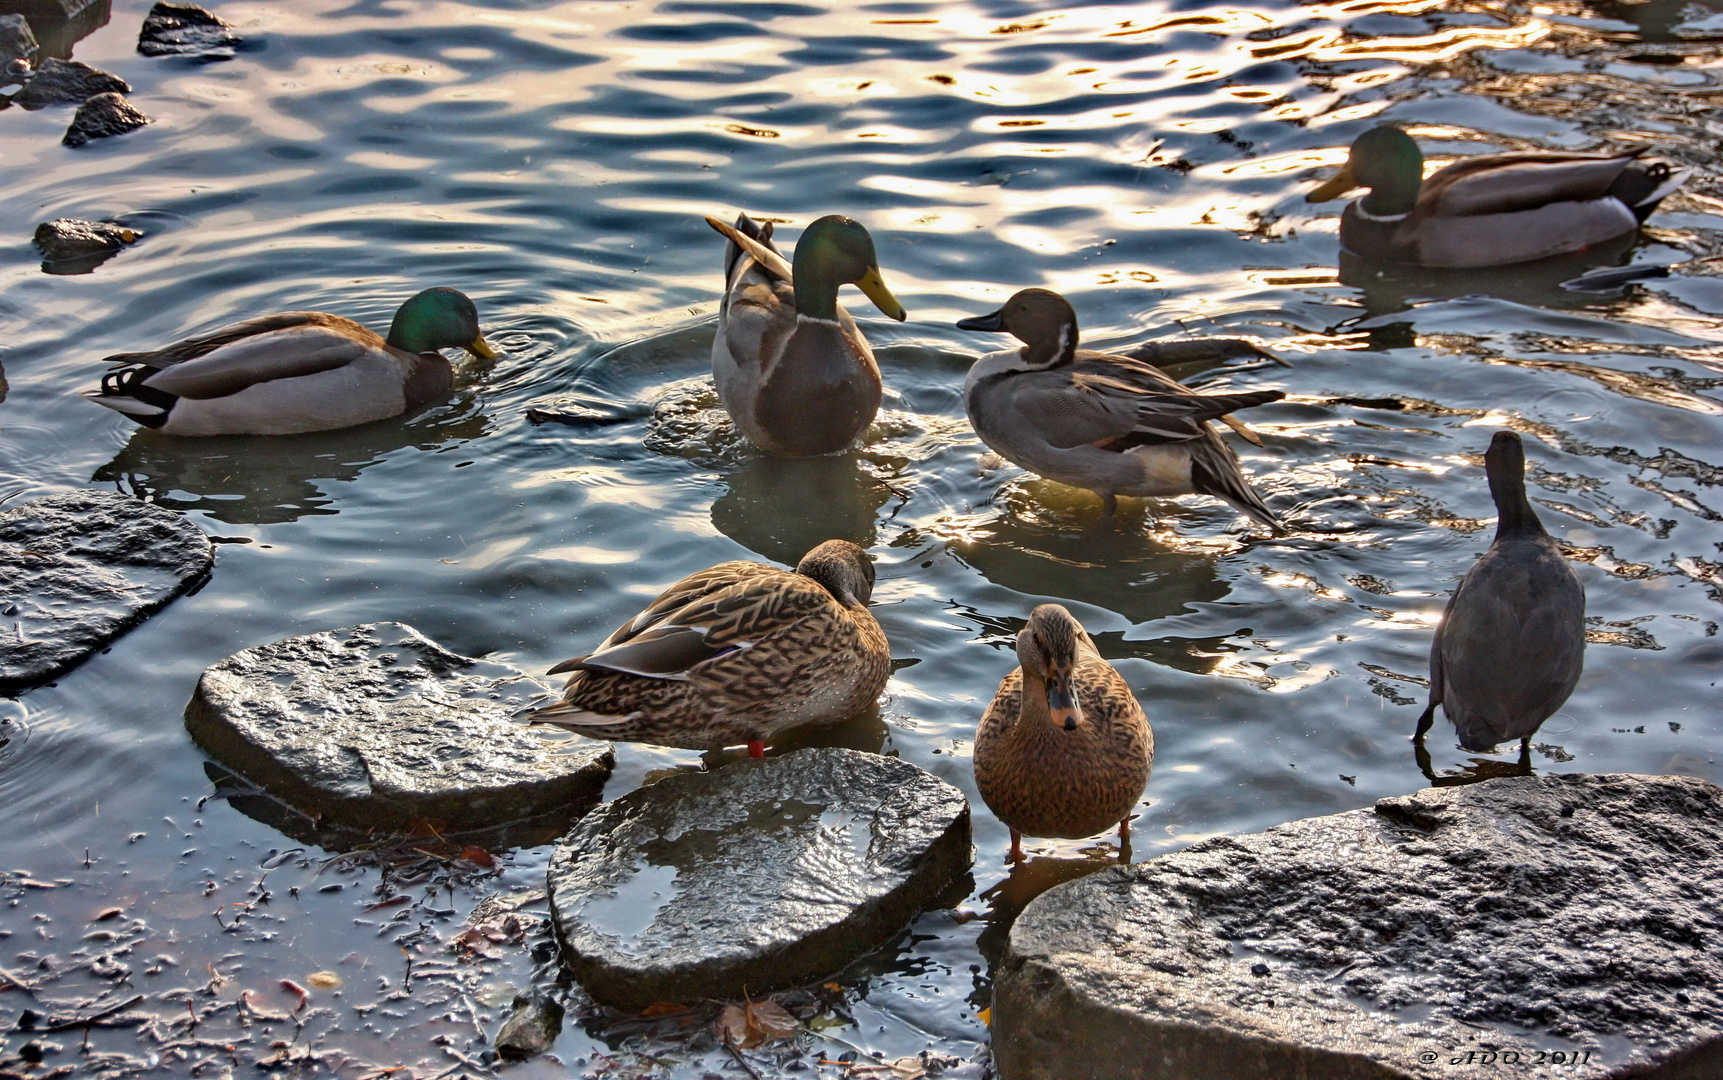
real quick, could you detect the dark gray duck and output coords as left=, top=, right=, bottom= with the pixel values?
left=1415, top=431, right=1586, bottom=753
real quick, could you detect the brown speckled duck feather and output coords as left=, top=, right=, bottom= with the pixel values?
left=973, top=604, right=1153, bottom=848
left=530, top=540, right=889, bottom=752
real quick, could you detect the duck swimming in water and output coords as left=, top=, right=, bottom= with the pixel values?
left=1415, top=431, right=1586, bottom=754
left=1307, top=126, right=1689, bottom=268
left=707, top=213, right=906, bottom=457
left=955, top=288, right=1285, bottom=529
left=85, top=287, right=497, bottom=436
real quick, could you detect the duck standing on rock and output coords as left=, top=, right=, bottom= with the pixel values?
left=1306, top=125, right=1690, bottom=268
left=84, top=287, right=497, bottom=435
left=1415, top=431, right=1586, bottom=758
left=974, top=604, right=1153, bottom=863
left=707, top=213, right=907, bottom=457
left=955, top=288, right=1285, bottom=530
left=531, top=539, right=889, bottom=757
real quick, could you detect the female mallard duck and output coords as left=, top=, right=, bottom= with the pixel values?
left=706, top=213, right=907, bottom=457
left=974, top=604, right=1153, bottom=862
left=956, top=288, right=1285, bottom=530
left=84, top=287, right=497, bottom=435
left=530, top=539, right=889, bottom=756
left=1307, top=126, right=1689, bottom=267
left=1415, top=431, right=1585, bottom=754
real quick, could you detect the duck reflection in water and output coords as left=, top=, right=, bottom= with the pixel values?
left=93, top=405, right=490, bottom=526
left=709, top=453, right=896, bottom=568
left=1413, top=431, right=1585, bottom=781
left=975, top=849, right=1127, bottom=965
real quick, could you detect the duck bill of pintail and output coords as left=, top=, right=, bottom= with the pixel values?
left=1305, top=162, right=1357, bottom=203
left=955, top=309, right=1006, bottom=332
left=857, top=266, right=907, bottom=322
left=467, top=333, right=500, bottom=361
left=1047, top=669, right=1082, bottom=732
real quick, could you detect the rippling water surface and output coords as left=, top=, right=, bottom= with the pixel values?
left=3, top=0, right=1722, bottom=1073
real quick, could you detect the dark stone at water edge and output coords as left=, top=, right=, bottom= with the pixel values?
left=994, top=773, right=1723, bottom=1080
left=186, top=622, right=614, bottom=833
left=0, top=491, right=212, bottom=692
left=62, top=91, right=148, bottom=147
left=14, top=56, right=128, bottom=108
left=137, top=2, right=238, bottom=58
left=34, top=217, right=140, bottom=274
left=549, top=747, right=972, bottom=1010
left=0, top=0, right=109, bottom=60
left=0, top=13, right=35, bottom=66
left=494, top=991, right=564, bottom=1061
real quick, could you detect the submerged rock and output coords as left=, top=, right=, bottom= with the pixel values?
left=0, top=490, right=212, bottom=692
left=994, top=773, right=1723, bottom=1080
left=62, top=91, right=148, bottom=147
left=33, top=217, right=140, bottom=274
left=186, top=622, right=613, bottom=833
left=0, top=14, right=36, bottom=67
left=136, top=2, right=238, bottom=58
left=549, top=747, right=972, bottom=1010
left=14, top=56, right=128, bottom=108
left=494, top=991, right=563, bottom=1061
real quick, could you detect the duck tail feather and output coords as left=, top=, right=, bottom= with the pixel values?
left=1190, top=439, right=1283, bottom=532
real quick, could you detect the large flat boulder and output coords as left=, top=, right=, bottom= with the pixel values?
left=186, top=622, right=613, bottom=833
left=549, top=747, right=972, bottom=1009
left=995, top=774, right=1723, bottom=1080
left=0, top=490, right=212, bottom=691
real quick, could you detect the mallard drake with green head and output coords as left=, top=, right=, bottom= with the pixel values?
left=530, top=539, right=889, bottom=756
left=707, top=213, right=907, bottom=457
left=974, top=604, right=1153, bottom=862
left=1307, top=126, right=1689, bottom=267
left=956, top=288, right=1285, bottom=530
left=1415, top=431, right=1585, bottom=754
left=85, top=287, right=497, bottom=435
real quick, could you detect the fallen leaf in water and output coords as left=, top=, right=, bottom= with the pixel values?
left=459, top=845, right=496, bottom=868
left=977, top=1006, right=991, bottom=1026
left=891, top=1056, right=927, bottom=1079
left=717, top=1003, right=750, bottom=1047
left=93, top=907, right=123, bottom=922
left=747, top=999, right=797, bottom=1042
left=306, top=971, right=341, bottom=989
left=640, top=1001, right=688, bottom=1017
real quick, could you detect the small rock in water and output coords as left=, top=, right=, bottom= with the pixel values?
left=186, top=622, right=614, bottom=833
left=549, top=746, right=972, bottom=1010
left=15, top=58, right=130, bottom=109
left=137, top=2, right=240, bottom=58
left=33, top=218, right=141, bottom=274
left=494, top=991, right=564, bottom=1061
left=0, top=491, right=213, bottom=692
left=0, top=14, right=37, bottom=69
left=63, top=92, right=150, bottom=147
left=995, top=773, right=1723, bottom=1080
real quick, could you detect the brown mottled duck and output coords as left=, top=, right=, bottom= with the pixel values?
left=530, top=539, right=889, bottom=756
left=973, top=603, right=1154, bottom=862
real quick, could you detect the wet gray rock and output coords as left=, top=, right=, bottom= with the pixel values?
left=186, top=622, right=614, bottom=833
left=0, top=490, right=212, bottom=692
left=493, top=991, right=563, bottom=1061
left=994, top=773, right=1723, bottom=1080
left=33, top=217, right=140, bottom=274
left=549, top=747, right=972, bottom=1010
left=15, top=56, right=128, bottom=107
left=0, top=14, right=35, bottom=67
left=62, top=91, right=148, bottom=147
left=137, top=2, right=237, bottom=58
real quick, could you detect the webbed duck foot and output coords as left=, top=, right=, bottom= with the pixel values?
left=747, top=740, right=765, bottom=759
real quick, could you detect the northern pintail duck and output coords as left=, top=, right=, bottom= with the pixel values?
left=85, top=287, right=496, bottom=435
left=956, top=288, right=1284, bottom=529
left=707, top=213, right=906, bottom=456
left=1415, top=431, right=1585, bottom=752
left=1307, top=126, right=1689, bottom=267
left=531, top=539, right=890, bottom=756
left=974, top=604, right=1154, bottom=862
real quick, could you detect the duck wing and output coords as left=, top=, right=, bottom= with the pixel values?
left=1419, top=152, right=1642, bottom=218
left=99, top=312, right=377, bottom=371
left=550, top=561, right=835, bottom=681
left=125, top=323, right=386, bottom=400
left=998, top=362, right=1282, bottom=450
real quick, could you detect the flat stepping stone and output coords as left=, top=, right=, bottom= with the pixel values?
left=549, top=747, right=971, bottom=1009
left=0, top=490, right=212, bottom=692
left=995, top=773, right=1723, bottom=1080
left=187, top=622, right=613, bottom=833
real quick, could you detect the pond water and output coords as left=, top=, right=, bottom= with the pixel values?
left=2, top=0, right=1721, bottom=1075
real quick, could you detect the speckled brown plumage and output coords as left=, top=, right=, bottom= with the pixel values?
left=973, top=605, right=1153, bottom=852
left=530, top=540, right=889, bottom=752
